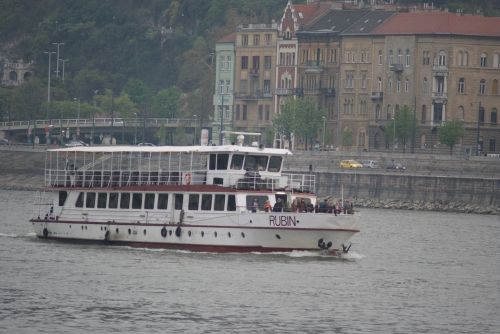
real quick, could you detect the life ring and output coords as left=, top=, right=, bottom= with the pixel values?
left=42, top=228, right=49, bottom=238
left=184, top=173, right=192, bottom=185
left=161, top=227, right=167, bottom=238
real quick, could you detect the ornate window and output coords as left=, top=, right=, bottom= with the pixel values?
left=480, top=53, right=488, bottom=67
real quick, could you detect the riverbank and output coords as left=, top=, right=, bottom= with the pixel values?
left=0, top=147, right=498, bottom=215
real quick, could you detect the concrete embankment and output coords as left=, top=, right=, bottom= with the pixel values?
left=0, top=147, right=498, bottom=214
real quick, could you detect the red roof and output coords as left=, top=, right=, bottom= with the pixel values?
left=372, top=12, right=500, bottom=37
left=217, top=32, right=236, bottom=43
left=293, top=3, right=331, bottom=26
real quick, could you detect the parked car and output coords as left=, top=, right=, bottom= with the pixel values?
left=360, top=160, right=379, bottom=168
left=340, top=159, right=363, bottom=169
left=65, top=140, right=88, bottom=147
left=386, top=161, right=406, bottom=171
left=0, top=138, right=9, bottom=145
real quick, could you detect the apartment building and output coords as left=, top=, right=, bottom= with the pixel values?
left=213, top=33, right=236, bottom=145
left=232, top=23, right=278, bottom=142
left=372, top=12, right=500, bottom=153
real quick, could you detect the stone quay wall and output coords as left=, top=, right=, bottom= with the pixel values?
left=0, top=147, right=498, bottom=214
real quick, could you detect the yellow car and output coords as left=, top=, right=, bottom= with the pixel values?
left=340, top=159, right=363, bottom=169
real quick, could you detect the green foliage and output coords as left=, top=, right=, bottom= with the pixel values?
left=342, top=128, right=353, bottom=147
left=385, top=106, right=416, bottom=152
left=273, top=97, right=326, bottom=150
left=438, top=119, right=465, bottom=155
left=151, top=87, right=181, bottom=118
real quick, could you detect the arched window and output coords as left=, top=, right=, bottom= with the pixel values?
left=480, top=53, right=488, bottom=67
left=458, top=106, right=465, bottom=120
left=479, top=79, right=486, bottom=95
left=492, top=79, right=498, bottom=95
left=9, top=71, right=17, bottom=81
left=463, top=51, right=469, bottom=66
left=457, top=51, right=463, bottom=66
left=421, top=105, right=427, bottom=124
left=458, top=78, right=465, bottom=94
left=398, top=49, right=403, bottom=64
left=438, top=51, right=446, bottom=66
left=378, top=50, right=383, bottom=65
left=405, top=49, right=411, bottom=67
left=493, top=53, right=499, bottom=68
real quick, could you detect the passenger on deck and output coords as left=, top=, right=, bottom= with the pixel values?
left=299, top=199, right=306, bottom=212
left=264, top=200, right=272, bottom=212
left=273, top=198, right=283, bottom=212
left=252, top=199, right=259, bottom=213
left=291, top=199, right=298, bottom=213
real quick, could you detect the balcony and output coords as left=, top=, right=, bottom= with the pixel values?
left=276, top=88, right=292, bottom=96
left=389, top=63, right=403, bottom=72
left=234, top=91, right=272, bottom=100
left=322, top=88, right=335, bottom=97
left=371, top=91, right=383, bottom=100
left=432, top=64, right=448, bottom=75
left=432, top=91, right=448, bottom=103
left=304, top=60, right=323, bottom=73
left=249, top=68, right=259, bottom=76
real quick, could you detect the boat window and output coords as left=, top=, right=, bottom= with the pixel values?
left=86, top=192, right=96, bottom=208
left=217, top=154, right=229, bottom=170
left=144, top=193, right=155, bottom=209
left=120, top=193, right=130, bottom=209
left=244, top=155, right=268, bottom=171
left=268, top=156, right=283, bottom=172
left=227, top=195, right=236, bottom=211
left=201, top=194, right=212, bottom=211
left=175, top=194, right=183, bottom=210
left=214, top=194, right=225, bottom=211
left=108, top=193, right=118, bottom=208
left=58, top=191, right=67, bottom=206
left=132, top=193, right=142, bottom=209
left=230, top=154, right=244, bottom=170
left=158, top=193, right=168, bottom=210
left=75, top=192, right=84, bottom=208
left=188, top=194, right=200, bottom=210
left=97, top=193, right=107, bottom=209
left=209, top=154, right=216, bottom=170
left=246, top=195, right=268, bottom=211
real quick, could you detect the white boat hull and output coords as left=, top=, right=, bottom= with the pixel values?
left=31, top=212, right=359, bottom=253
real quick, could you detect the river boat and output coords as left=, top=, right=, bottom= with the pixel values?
left=30, top=144, right=359, bottom=254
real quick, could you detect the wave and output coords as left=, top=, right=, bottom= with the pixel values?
left=0, top=232, right=37, bottom=238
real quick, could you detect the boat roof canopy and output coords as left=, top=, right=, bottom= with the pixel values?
left=48, top=145, right=293, bottom=156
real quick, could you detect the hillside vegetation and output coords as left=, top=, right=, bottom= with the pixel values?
left=0, top=0, right=497, bottom=124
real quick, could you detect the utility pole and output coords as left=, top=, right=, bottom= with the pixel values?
left=60, top=59, right=69, bottom=82
left=44, top=51, right=55, bottom=121
left=219, top=95, right=225, bottom=145
left=476, top=102, right=481, bottom=156
left=53, top=42, right=64, bottom=78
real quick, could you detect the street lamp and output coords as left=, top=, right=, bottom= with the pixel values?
left=193, top=114, right=198, bottom=145
left=134, top=112, right=138, bottom=145
left=44, top=51, right=55, bottom=145
left=91, top=89, right=98, bottom=146
left=74, top=98, right=80, bottom=140
left=52, top=42, right=64, bottom=78
left=322, top=116, right=326, bottom=149
left=392, top=116, right=396, bottom=152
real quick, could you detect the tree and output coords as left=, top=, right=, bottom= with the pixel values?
left=438, top=119, right=465, bottom=155
left=151, top=86, right=181, bottom=118
left=342, top=127, right=353, bottom=147
left=386, top=105, right=416, bottom=152
left=273, top=97, right=325, bottom=150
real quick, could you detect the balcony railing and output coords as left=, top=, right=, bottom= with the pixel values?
left=249, top=68, right=259, bottom=76
left=322, top=88, right=335, bottom=97
left=371, top=91, right=383, bottom=100
left=432, top=91, right=448, bottom=100
left=276, top=88, right=292, bottom=96
left=389, top=63, right=403, bottom=72
left=432, top=64, right=448, bottom=73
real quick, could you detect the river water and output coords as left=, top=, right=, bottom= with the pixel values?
left=0, top=190, right=498, bottom=334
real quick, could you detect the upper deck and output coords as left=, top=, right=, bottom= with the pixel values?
left=44, top=145, right=316, bottom=193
